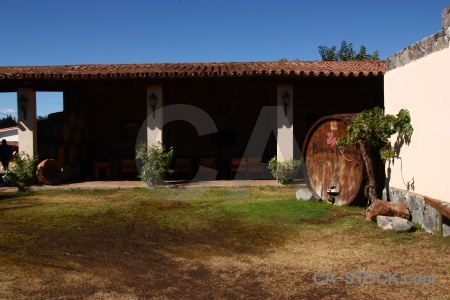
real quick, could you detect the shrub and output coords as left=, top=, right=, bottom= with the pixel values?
left=135, top=143, right=174, bottom=186
left=2, top=151, right=39, bottom=191
left=337, top=107, right=413, bottom=204
left=267, top=156, right=302, bottom=185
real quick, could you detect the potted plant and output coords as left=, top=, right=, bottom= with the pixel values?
left=267, top=156, right=302, bottom=185
left=135, top=142, right=174, bottom=187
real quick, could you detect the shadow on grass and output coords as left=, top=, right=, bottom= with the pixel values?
left=0, top=190, right=42, bottom=212
left=0, top=191, right=31, bottom=201
left=2, top=188, right=449, bottom=299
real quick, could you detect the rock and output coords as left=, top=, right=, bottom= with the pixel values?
left=425, top=206, right=439, bottom=219
left=409, top=194, right=420, bottom=211
left=422, top=214, right=432, bottom=233
left=390, top=189, right=400, bottom=203
left=296, top=188, right=313, bottom=201
left=443, top=224, right=450, bottom=238
left=412, top=210, right=422, bottom=225
left=377, top=216, right=413, bottom=232
left=442, top=5, right=450, bottom=29
left=366, top=200, right=410, bottom=221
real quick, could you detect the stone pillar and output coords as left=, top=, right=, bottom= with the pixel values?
left=276, top=84, right=293, bottom=162
left=17, top=88, right=37, bottom=156
left=146, top=85, right=163, bottom=146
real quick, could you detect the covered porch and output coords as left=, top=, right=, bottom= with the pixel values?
left=0, top=61, right=385, bottom=183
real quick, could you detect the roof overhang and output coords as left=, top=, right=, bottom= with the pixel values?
left=0, top=61, right=386, bottom=82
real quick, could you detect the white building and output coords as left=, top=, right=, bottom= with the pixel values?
left=0, top=126, right=18, bottom=142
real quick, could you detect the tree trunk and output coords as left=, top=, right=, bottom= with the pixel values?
left=358, top=141, right=378, bottom=204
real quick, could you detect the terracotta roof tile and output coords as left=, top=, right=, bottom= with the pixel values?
left=0, top=61, right=385, bottom=80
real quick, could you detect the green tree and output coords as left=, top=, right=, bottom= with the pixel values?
left=318, top=41, right=379, bottom=61
left=278, top=58, right=300, bottom=62
left=0, top=115, right=18, bottom=128
left=338, top=107, right=413, bottom=205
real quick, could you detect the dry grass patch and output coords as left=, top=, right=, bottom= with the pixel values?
left=0, top=187, right=449, bottom=299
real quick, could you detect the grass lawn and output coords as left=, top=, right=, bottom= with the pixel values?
left=0, top=186, right=449, bottom=299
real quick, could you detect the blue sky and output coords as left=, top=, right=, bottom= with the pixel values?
left=0, top=0, right=448, bottom=118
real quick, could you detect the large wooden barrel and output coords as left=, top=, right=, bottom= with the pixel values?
left=51, top=119, right=71, bottom=144
left=67, top=144, right=78, bottom=166
left=48, top=111, right=67, bottom=120
left=302, top=114, right=365, bottom=206
left=75, top=115, right=85, bottom=129
left=38, top=142, right=56, bottom=160
left=57, top=145, right=66, bottom=165
left=71, top=128, right=82, bottom=144
left=38, top=119, right=68, bottom=144
left=38, top=142, right=65, bottom=164
left=83, top=124, right=91, bottom=141
left=37, top=119, right=52, bottom=142
left=37, top=111, right=90, bottom=182
left=68, top=112, right=77, bottom=128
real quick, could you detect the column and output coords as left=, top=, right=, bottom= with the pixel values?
left=17, top=87, right=37, bottom=156
left=276, top=84, right=293, bottom=162
left=146, top=85, right=163, bottom=146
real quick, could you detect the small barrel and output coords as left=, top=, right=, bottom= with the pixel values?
left=302, top=114, right=365, bottom=206
left=36, top=159, right=62, bottom=185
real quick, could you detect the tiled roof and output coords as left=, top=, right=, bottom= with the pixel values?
left=0, top=61, right=385, bottom=80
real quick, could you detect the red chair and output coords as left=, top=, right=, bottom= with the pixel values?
left=121, top=159, right=138, bottom=179
left=198, top=158, right=217, bottom=180
left=93, top=159, right=110, bottom=180
left=247, top=157, right=264, bottom=179
left=174, top=158, right=192, bottom=179
left=230, top=158, right=247, bottom=179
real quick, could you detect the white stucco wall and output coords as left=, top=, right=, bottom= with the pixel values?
left=17, top=88, right=37, bottom=156
left=384, top=46, right=450, bottom=203
left=146, top=85, right=163, bottom=146
left=276, top=84, right=293, bottom=162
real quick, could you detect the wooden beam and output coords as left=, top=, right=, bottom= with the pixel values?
left=423, top=195, right=450, bottom=220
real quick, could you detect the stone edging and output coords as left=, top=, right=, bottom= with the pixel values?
left=383, top=187, right=450, bottom=237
